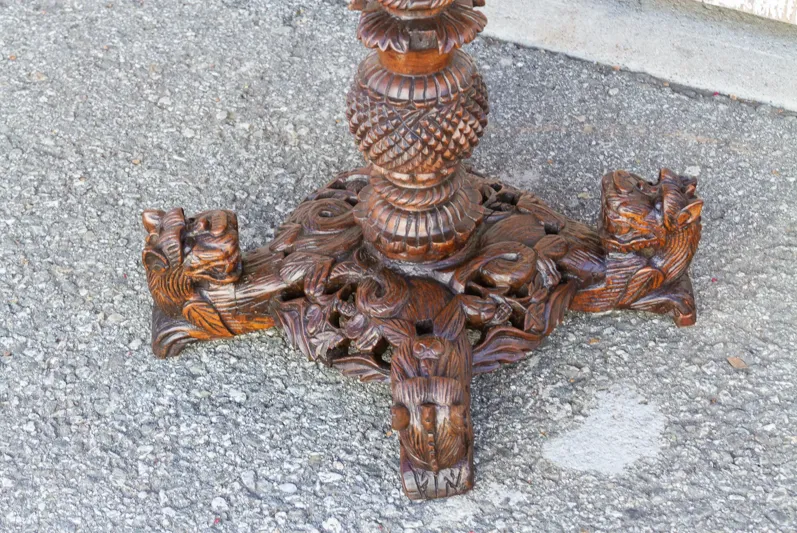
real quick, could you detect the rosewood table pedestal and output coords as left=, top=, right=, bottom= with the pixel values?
left=139, top=0, right=703, bottom=500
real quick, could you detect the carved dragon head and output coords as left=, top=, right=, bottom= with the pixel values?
left=142, top=208, right=243, bottom=289
left=601, top=169, right=703, bottom=254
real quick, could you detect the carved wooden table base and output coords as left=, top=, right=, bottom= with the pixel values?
left=140, top=0, right=703, bottom=501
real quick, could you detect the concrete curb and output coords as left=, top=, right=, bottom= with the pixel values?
left=482, top=0, right=797, bottom=111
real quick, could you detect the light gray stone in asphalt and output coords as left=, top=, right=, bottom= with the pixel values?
left=0, top=0, right=796, bottom=532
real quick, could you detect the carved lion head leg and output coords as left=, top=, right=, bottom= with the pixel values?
left=390, top=296, right=476, bottom=500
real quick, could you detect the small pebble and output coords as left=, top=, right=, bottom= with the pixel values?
left=684, top=166, right=701, bottom=177
left=278, top=483, right=297, bottom=493
left=318, top=472, right=343, bottom=483
left=240, top=470, right=258, bottom=493
left=211, top=496, right=228, bottom=512
left=189, top=365, right=206, bottom=376
left=322, top=517, right=343, bottom=533
left=229, top=389, right=247, bottom=403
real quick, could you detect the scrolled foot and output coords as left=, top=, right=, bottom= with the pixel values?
left=151, top=307, right=202, bottom=359
left=629, top=275, right=697, bottom=327
left=142, top=207, right=292, bottom=358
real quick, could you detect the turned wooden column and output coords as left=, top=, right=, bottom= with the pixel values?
left=347, top=0, right=489, bottom=262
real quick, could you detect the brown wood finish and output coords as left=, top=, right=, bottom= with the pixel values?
left=140, top=0, right=703, bottom=500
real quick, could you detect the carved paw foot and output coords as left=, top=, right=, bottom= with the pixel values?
left=629, top=275, right=697, bottom=327
left=151, top=307, right=202, bottom=359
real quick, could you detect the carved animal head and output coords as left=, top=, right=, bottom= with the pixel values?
left=142, top=208, right=243, bottom=285
left=390, top=335, right=471, bottom=473
left=601, top=169, right=703, bottom=253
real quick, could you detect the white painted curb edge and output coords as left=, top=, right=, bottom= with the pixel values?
left=482, top=0, right=797, bottom=111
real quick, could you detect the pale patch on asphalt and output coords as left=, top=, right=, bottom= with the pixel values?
left=542, top=386, right=666, bottom=475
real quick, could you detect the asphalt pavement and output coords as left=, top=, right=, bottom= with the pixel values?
left=1, top=1, right=796, bottom=531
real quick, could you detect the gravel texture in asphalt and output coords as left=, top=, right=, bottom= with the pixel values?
left=1, top=1, right=796, bottom=532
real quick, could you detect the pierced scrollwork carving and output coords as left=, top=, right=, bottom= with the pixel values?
left=450, top=238, right=579, bottom=374
left=142, top=173, right=366, bottom=359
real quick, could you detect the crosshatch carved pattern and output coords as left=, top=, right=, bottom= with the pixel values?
left=141, top=0, right=703, bottom=501
left=347, top=52, right=488, bottom=175
left=346, top=48, right=489, bottom=261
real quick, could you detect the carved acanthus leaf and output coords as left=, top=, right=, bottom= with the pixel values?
left=433, top=298, right=466, bottom=341
left=357, top=3, right=486, bottom=53
left=275, top=298, right=348, bottom=365
left=278, top=252, right=331, bottom=286
left=376, top=0, right=455, bottom=10
left=269, top=223, right=301, bottom=254
left=332, top=353, right=390, bottom=383
left=182, top=299, right=232, bottom=337
left=472, top=326, right=542, bottom=374
left=358, top=8, right=410, bottom=52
